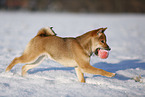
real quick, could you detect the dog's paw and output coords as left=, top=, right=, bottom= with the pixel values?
left=111, top=73, right=116, bottom=77
left=5, top=68, right=10, bottom=72
left=106, top=73, right=116, bottom=77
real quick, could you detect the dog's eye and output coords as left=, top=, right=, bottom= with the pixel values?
left=101, top=40, right=104, bottom=43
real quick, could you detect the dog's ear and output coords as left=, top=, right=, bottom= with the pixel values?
left=98, top=27, right=107, bottom=34
left=97, top=27, right=107, bottom=36
left=92, top=27, right=107, bottom=36
left=102, top=27, right=107, bottom=33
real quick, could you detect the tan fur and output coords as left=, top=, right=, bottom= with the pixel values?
left=37, top=27, right=56, bottom=36
left=6, top=27, right=115, bottom=83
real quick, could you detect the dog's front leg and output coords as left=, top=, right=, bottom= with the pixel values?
left=75, top=67, right=85, bottom=83
left=73, top=42, right=115, bottom=79
left=79, top=63, right=115, bottom=77
left=74, top=52, right=115, bottom=77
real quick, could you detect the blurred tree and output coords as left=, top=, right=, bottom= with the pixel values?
left=0, top=0, right=145, bottom=13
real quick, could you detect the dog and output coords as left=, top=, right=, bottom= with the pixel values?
left=6, top=27, right=115, bottom=83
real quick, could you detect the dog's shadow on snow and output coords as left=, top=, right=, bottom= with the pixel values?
left=28, top=59, right=145, bottom=81
left=28, top=66, right=74, bottom=74
left=92, top=59, right=145, bottom=80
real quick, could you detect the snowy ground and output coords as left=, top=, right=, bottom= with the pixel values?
left=0, top=11, right=145, bottom=97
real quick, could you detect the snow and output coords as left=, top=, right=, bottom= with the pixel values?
left=0, top=11, right=145, bottom=97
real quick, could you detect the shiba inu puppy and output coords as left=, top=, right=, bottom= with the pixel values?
left=6, top=27, right=115, bottom=83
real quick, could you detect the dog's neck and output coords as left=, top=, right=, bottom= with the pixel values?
left=76, top=32, right=93, bottom=57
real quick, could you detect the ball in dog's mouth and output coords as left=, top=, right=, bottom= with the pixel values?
left=95, top=49, right=109, bottom=59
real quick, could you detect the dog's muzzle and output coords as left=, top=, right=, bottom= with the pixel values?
left=94, top=47, right=111, bottom=56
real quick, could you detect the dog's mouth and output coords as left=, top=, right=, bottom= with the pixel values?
left=94, top=48, right=111, bottom=56
left=94, top=48, right=100, bottom=56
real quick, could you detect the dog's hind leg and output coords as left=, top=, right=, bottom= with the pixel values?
left=5, top=52, right=43, bottom=72
left=22, top=55, right=46, bottom=76
left=6, top=57, right=22, bottom=72
left=75, top=67, right=85, bottom=83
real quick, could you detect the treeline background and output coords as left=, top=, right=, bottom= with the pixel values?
left=0, top=0, right=145, bottom=13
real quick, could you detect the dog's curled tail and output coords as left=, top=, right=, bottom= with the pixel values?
left=36, top=27, right=57, bottom=37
